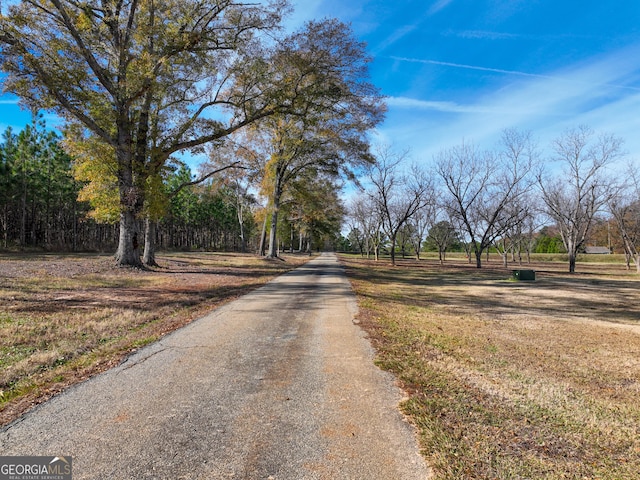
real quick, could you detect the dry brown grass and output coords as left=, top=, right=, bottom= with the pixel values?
left=0, top=251, right=311, bottom=426
left=341, top=254, right=640, bottom=480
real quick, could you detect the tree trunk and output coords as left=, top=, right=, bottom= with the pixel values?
left=1, top=207, right=7, bottom=249
left=258, top=214, right=268, bottom=256
left=72, top=201, right=78, bottom=252
left=20, top=156, right=27, bottom=247
left=464, top=242, right=473, bottom=264
left=475, top=249, right=482, bottom=268
left=115, top=210, right=142, bottom=267
left=390, top=234, right=397, bottom=265
left=236, top=201, right=246, bottom=253
left=143, top=217, right=159, bottom=267
left=114, top=113, right=145, bottom=267
left=568, top=252, right=577, bottom=273
left=267, top=211, right=279, bottom=257
left=267, top=174, right=283, bottom=258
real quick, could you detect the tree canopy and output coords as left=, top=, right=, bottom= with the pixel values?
left=1, top=0, right=289, bottom=265
left=238, top=19, right=385, bottom=258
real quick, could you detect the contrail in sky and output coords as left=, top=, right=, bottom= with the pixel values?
left=390, top=56, right=640, bottom=92
left=428, top=0, right=454, bottom=15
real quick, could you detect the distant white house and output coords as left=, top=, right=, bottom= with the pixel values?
left=584, top=246, right=611, bottom=254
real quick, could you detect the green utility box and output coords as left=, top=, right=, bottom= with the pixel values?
left=512, top=269, right=536, bottom=281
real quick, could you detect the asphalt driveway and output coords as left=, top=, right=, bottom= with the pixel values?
left=1, top=253, right=429, bottom=479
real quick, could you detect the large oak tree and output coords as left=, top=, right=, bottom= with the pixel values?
left=1, top=0, right=288, bottom=265
left=245, top=19, right=385, bottom=258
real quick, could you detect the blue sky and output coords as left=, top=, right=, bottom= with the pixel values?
left=2, top=0, right=640, bottom=165
left=288, top=0, right=640, bottom=163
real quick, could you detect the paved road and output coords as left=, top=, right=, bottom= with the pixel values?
left=1, top=253, right=429, bottom=479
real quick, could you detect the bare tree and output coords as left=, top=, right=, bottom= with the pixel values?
left=407, top=201, right=436, bottom=260
left=397, top=223, right=414, bottom=259
left=509, top=197, right=542, bottom=265
left=608, top=163, right=640, bottom=272
left=346, top=198, right=368, bottom=256
left=366, top=147, right=432, bottom=265
left=348, top=193, right=384, bottom=260
left=538, top=126, right=624, bottom=273
left=346, top=226, right=366, bottom=255
left=427, top=219, right=459, bottom=264
left=436, top=129, right=537, bottom=268
left=491, top=193, right=537, bottom=268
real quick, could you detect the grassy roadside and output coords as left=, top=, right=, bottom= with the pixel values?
left=0, top=252, right=311, bottom=426
left=341, top=254, right=640, bottom=479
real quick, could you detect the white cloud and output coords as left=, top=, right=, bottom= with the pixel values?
left=380, top=44, right=640, bottom=163
left=386, top=96, right=510, bottom=114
